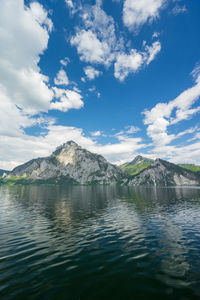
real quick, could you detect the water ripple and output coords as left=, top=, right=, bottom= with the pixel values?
left=0, top=185, right=200, bottom=299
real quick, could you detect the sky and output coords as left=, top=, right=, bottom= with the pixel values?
left=1, top=0, right=200, bottom=170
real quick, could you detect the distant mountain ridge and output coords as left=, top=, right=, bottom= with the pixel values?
left=1, top=142, right=200, bottom=186
left=120, top=155, right=153, bottom=176
left=0, top=169, right=10, bottom=176
left=126, top=155, right=153, bottom=166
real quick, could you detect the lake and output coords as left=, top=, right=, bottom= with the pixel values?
left=0, top=185, right=200, bottom=299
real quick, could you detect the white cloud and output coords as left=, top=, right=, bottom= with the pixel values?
left=114, top=41, right=161, bottom=81
left=177, top=126, right=198, bottom=138
left=71, top=29, right=112, bottom=65
left=88, top=86, right=101, bottom=98
left=82, top=0, right=120, bottom=52
left=0, top=0, right=85, bottom=151
left=145, top=40, right=161, bottom=64
left=50, top=87, right=84, bottom=112
left=191, top=62, right=200, bottom=82
left=115, top=126, right=141, bottom=136
left=114, top=49, right=143, bottom=81
left=123, top=0, right=165, bottom=31
left=54, top=69, right=69, bottom=86
left=172, top=4, right=187, bottom=16
left=65, top=0, right=74, bottom=9
left=88, top=86, right=96, bottom=93
left=70, top=1, right=161, bottom=81
left=64, top=0, right=79, bottom=14
left=84, top=66, right=102, bottom=80
left=143, top=74, right=200, bottom=161
left=0, top=85, right=35, bottom=138
left=152, top=31, right=160, bottom=38
left=70, top=0, right=122, bottom=66
left=125, top=126, right=141, bottom=134
left=94, top=135, right=146, bottom=164
left=91, top=131, right=101, bottom=136
left=0, top=0, right=54, bottom=115
left=60, top=57, right=70, bottom=66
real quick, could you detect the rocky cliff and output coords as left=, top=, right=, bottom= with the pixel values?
left=128, top=159, right=200, bottom=186
left=10, top=141, right=127, bottom=184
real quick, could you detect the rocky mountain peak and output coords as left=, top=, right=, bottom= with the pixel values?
left=154, top=158, right=165, bottom=165
left=128, top=155, right=153, bottom=166
left=10, top=141, right=127, bottom=184
left=134, top=155, right=143, bottom=162
left=53, top=141, right=79, bottom=154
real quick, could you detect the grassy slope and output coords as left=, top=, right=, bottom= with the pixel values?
left=120, top=162, right=152, bottom=176
left=0, top=175, right=30, bottom=186
left=178, top=164, right=200, bottom=173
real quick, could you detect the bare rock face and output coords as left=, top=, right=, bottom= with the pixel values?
left=128, top=159, right=200, bottom=186
left=11, top=141, right=127, bottom=184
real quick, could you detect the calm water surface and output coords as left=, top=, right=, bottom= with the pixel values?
left=0, top=185, right=200, bottom=299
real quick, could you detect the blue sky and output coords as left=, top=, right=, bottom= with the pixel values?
left=1, top=0, right=200, bottom=170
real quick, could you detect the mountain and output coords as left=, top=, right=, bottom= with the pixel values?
left=128, top=158, right=200, bottom=186
left=0, top=169, right=10, bottom=176
left=120, top=155, right=154, bottom=175
left=2, top=143, right=200, bottom=186
left=178, top=164, right=200, bottom=173
left=127, top=155, right=154, bottom=166
left=8, top=141, right=128, bottom=185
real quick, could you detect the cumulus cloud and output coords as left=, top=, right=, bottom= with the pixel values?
left=84, top=66, right=102, bottom=80
left=70, top=0, right=161, bottom=81
left=123, top=0, right=165, bottom=31
left=54, top=69, right=69, bottom=86
left=65, top=0, right=74, bottom=9
left=71, top=29, right=112, bottom=65
left=114, top=49, right=143, bottom=81
left=0, top=0, right=85, bottom=146
left=70, top=0, right=122, bottom=66
left=50, top=88, right=84, bottom=112
left=0, top=85, right=36, bottom=138
left=0, top=0, right=54, bottom=115
left=114, top=41, right=161, bottom=81
left=143, top=74, right=200, bottom=162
